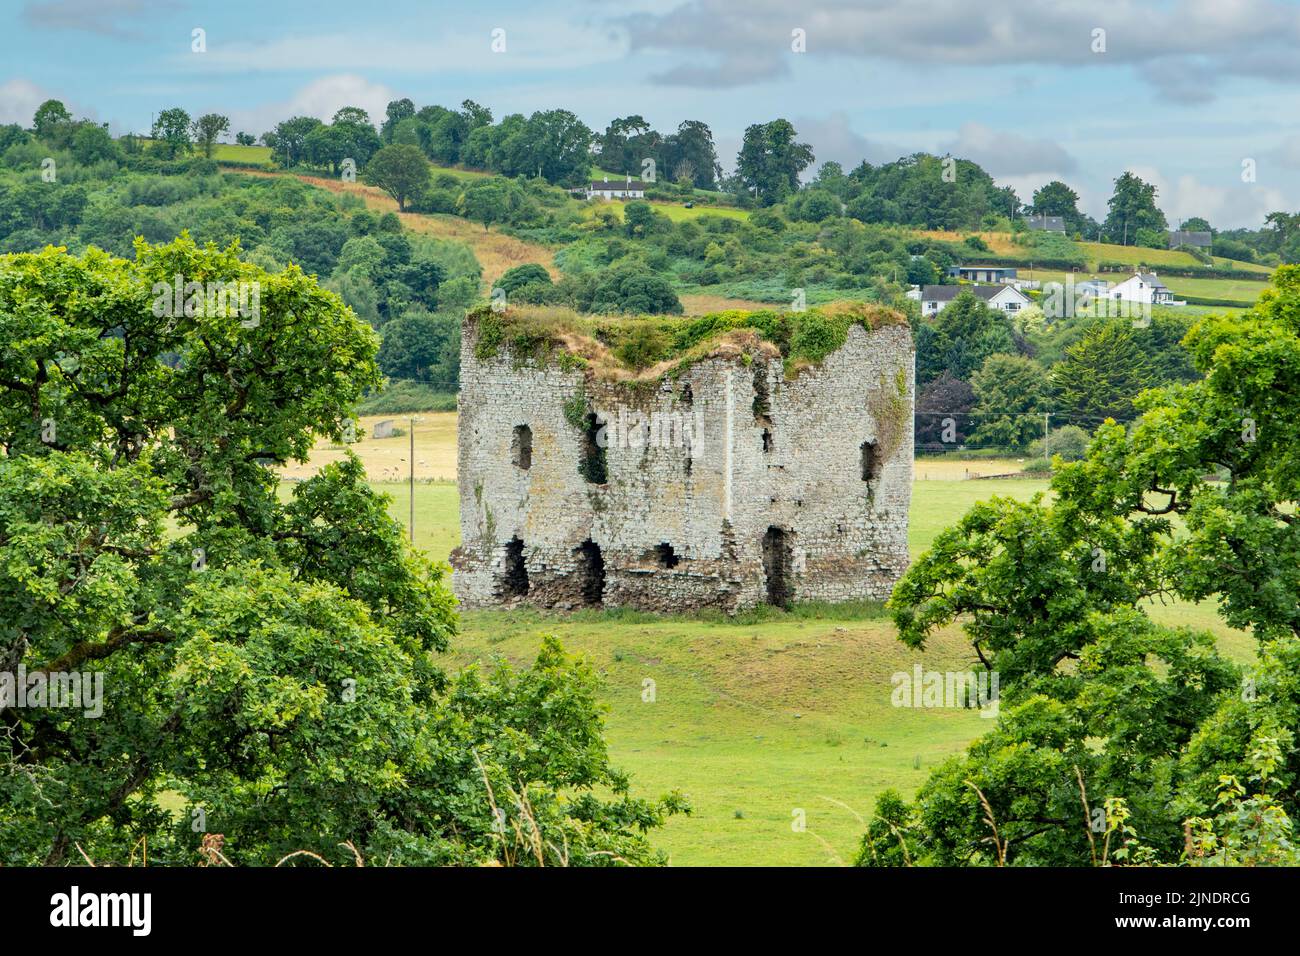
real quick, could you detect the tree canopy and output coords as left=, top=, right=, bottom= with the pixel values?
left=861, top=266, right=1300, bottom=866
left=0, top=236, right=683, bottom=865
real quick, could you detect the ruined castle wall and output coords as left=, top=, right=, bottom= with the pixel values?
left=451, top=317, right=913, bottom=613
left=727, top=323, right=914, bottom=607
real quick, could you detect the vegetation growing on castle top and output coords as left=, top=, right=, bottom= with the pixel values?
left=467, top=301, right=908, bottom=382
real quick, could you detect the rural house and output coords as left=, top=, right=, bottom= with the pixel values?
left=584, top=177, right=647, bottom=200
left=1110, top=271, right=1179, bottom=306
left=1025, top=214, right=1065, bottom=233
left=918, top=284, right=1031, bottom=316
left=948, top=265, right=1018, bottom=283
left=1169, top=230, right=1212, bottom=250
left=451, top=305, right=915, bottom=613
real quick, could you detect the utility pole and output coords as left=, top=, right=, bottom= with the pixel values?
left=1044, top=412, right=1051, bottom=465
left=409, top=416, right=415, bottom=543
left=406, top=414, right=426, bottom=544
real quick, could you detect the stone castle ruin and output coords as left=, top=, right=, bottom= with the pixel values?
left=450, top=305, right=914, bottom=613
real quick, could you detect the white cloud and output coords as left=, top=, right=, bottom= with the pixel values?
left=225, top=75, right=396, bottom=138
left=1123, top=164, right=1290, bottom=230
left=795, top=112, right=904, bottom=172
left=940, top=122, right=1077, bottom=177
left=623, top=0, right=1300, bottom=100
left=179, top=22, right=628, bottom=75
left=0, top=78, right=95, bottom=127
left=1271, top=133, right=1300, bottom=169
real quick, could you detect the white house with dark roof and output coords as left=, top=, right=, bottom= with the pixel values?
left=918, top=284, right=1031, bottom=316
left=584, top=177, right=647, bottom=200
left=1025, top=214, right=1065, bottom=233
left=1110, top=271, right=1179, bottom=306
left=1169, top=230, right=1212, bottom=250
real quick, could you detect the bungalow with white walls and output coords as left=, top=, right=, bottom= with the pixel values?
left=584, top=177, right=647, bottom=200
left=919, top=284, right=1032, bottom=316
left=1110, top=271, right=1179, bottom=306
left=1025, top=214, right=1065, bottom=233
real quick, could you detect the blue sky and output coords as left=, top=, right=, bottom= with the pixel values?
left=3, top=0, right=1300, bottom=228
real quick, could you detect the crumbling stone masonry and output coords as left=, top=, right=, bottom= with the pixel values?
left=450, top=310, right=914, bottom=613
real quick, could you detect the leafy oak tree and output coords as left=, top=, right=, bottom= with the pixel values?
left=191, top=113, right=230, bottom=159
left=859, top=266, right=1300, bottom=866
left=151, top=107, right=193, bottom=159
left=0, top=236, right=684, bottom=866
left=1103, top=171, right=1168, bottom=246
left=364, top=144, right=431, bottom=212
left=736, top=120, right=814, bottom=205
left=31, top=99, right=73, bottom=143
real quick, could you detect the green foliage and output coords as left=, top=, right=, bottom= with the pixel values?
left=496, top=263, right=551, bottom=295
left=614, top=322, right=670, bottom=370
left=466, top=302, right=905, bottom=382
left=377, top=309, right=460, bottom=386
left=586, top=265, right=683, bottom=315
left=191, top=113, right=230, bottom=159
left=863, top=266, right=1300, bottom=866
left=1050, top=322, right=1154, bottom=421
left=1030, top=180, right=1092, bottom=236
left=971, top=353, right=1048, bottom=449
left=0, top=237, right=682, bottom=866
left=919, top=291, right=1017, bottom=384
left=788, top=309, right=849, bottom=364
left=151, top=107, right=193, bottom=159
left=364, top=144, right=431, bottom=211
left=1104, top=171, right=1169, bottom=245
left=1027, top=423, right=1091, bottom=462
left=844, top=153, right=1018, bottom=231
left=562, top=386, right=590, bottom=430
left=355, top=380, right=456, bottom=415
left=736, top=119, right=815, bottom=205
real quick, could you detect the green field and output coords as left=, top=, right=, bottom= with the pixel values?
left=337, top=472, right=1248, bottom=866
left=1075, top=240, right=1271, bottom=274
left=211, top=143, right=274, bottom=166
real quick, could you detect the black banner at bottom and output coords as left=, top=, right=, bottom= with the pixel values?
left=0, top=863, right=1284, bottom=943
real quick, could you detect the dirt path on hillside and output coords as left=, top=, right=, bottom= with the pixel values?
left=229, top=168, right=558, bottom=287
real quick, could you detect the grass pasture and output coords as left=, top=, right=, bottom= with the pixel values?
left=211, top=143, right=274, bottom=167
left=277, top=414, right=1251, bottom=864
left=1075, top=240, right=1272, bottom=274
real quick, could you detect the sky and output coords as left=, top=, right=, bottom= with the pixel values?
left=3, top=0, right=1300, bottom=229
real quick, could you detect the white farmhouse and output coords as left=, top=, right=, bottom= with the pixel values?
left=1110, top=271, right=1179, bottom=306
left=919, top=284, right=1031, bottom=317
left=584, top=177, right=647, bottom=200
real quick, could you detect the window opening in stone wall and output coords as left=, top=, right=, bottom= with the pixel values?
left=575, top=539, right=606, bottom=606
left=654, top=542, right=681, bottom=568
left=762, top=526, right=793, bottom=608
left=502, top=536, right=529, bottom=597
left=579, top=412, right=607, bottom=484
left=861, top=439, right=881, bottom=482
left=511, top=424, right=532, bottom=470
left=752, top=365, right=771, bottom=425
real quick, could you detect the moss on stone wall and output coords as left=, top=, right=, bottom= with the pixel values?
left=464, top=302, right=909, bottom=388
